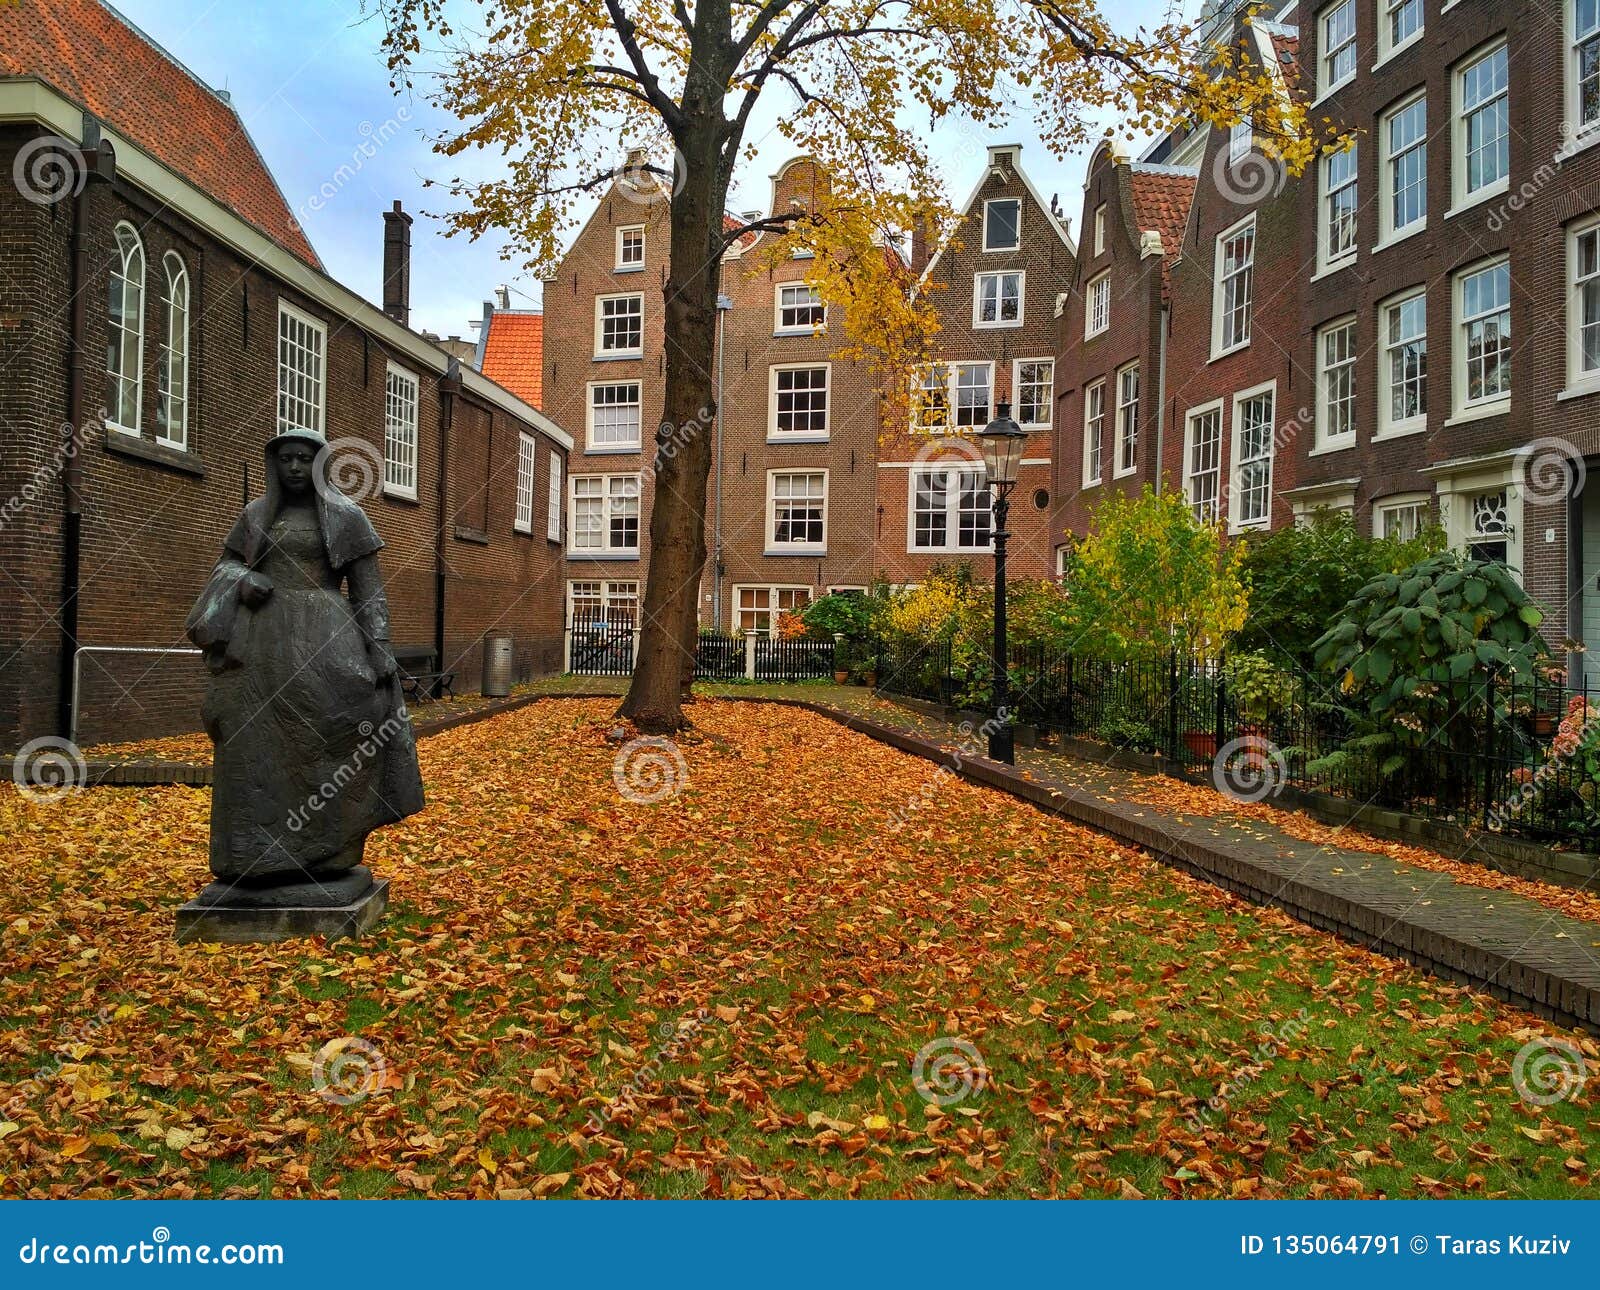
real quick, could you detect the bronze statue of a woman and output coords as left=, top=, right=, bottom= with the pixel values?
left=179, top=427, right=424, bottom=936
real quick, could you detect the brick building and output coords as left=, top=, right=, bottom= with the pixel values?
left=1285, top=0, right=1600, bottom=670
left=0, top=0, right=572, bottom=747
left=1054, top=145, right=1197, bottom=567
left=1161, top=19, right=1306, bottom=537
left=882, top=143, right=1071, bottom=586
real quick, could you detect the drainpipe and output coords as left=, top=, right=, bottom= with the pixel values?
left=713, top=293, right=732, bottom=629
left=57, top=126, right=114, bottom=739
left=1154, top=303, right=1170, bottom=492
left=434, top=357, right=461, bottom=696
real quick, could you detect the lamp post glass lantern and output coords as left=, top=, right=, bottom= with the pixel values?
left=976, top=401, right=1028, bottom=764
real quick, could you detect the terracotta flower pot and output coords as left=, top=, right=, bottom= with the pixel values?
left=1182, top=730, right=1218, bottom=760
left=834, top=670, right=850, bottom=685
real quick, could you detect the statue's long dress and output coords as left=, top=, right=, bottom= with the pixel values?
left=200, top=505, right=420, bottom=884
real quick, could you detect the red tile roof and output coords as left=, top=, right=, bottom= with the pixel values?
left=1268, top=33, right=1301, bottom=90
left=1128, top=166, right=1197, bottom=270
left=480, top=311, right=544, bottom=409
left=0, top=0, right=321, bottom=267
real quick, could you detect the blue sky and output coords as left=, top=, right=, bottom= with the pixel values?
left=111, top=0, right=1186, bottom=341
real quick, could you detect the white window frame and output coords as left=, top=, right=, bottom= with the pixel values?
left=910, top=363, right=950, bottom=434
left=156, top=251, right=188, bottom=448
left=951, top=361, right=994, bottom=429
left=567, top=579, right=639, bottom=626
left=514, top=431, right=537, bottom=534
left=1315, top=315, right=1358, bottom=451
left=1228, top=117, right=1253, bottom=164
left=615, top=224, right=645, bottom=271
left=768, top=363, right=831, bottom=442
left=1319, top=144, right=1359, bottom=272
left=1013, top=358, right=1054, bottom=430
left=1377, top=0, right=1424, bottom=65
left=1570, top=0, right=1600, bottom=145
left=973, top=270, right=1024, bottom=329
left=1373, top=492, right=1431, bottom=540
left=276, top=300, right=327, bottom=434
left=1114, top=362, right=1140, bottom=478
left=1569, top=215, right=1600, bottom=394
left=547, top=452, right=563, bottom=542
left=766, top=469, right=829, bottom=554
left=1082, top=378, right=1106, bottom=487
left=1377, top=288, right=1427, bottom=438
left=585, top=380, right=642, bottom=453
left=731, top=585, right=813, bottom=636
left=1229, top=381, right=1276, bottom=532
left=1453, top=255, right=1511, bottom=417
left=1093, top=203, right=1107, bottom=256
left=1453, top=40, right=1510, bottom=212
left=1379, top=93, right=1427, bottom=246
left=907, top=464, right=993, bottom=554
left=1085, top=271, right=1110, bottom=338
left=1318, top=0, right=1358, bottom=98
left=593, top=292, right=643, bottom=359
left=568, top=472, right=642, bottom=556
left=383, top=362, right=420, bottom=500
left=1211, top=214, right=1255, bottom=357
left=1183, top=401, right=1224, bottom=525
left=107, top=222, right=145, bottom=435
left=774, top=282, right=825, bottom=335
left=981, top=197, right=1021, bottom=252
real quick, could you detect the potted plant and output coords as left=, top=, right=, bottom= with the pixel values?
left=1224, top=651, right=1295, bottom=744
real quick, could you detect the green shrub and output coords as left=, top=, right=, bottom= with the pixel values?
left=1235, top=508, right=1442, bottom=665
left=1309, top=551, right=1557, bottom=789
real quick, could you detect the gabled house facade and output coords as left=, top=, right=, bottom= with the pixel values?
left=878, top=143, right=1071, bottom=587
left=1162, top=20, right=1306, bottom=538
left=1054, top=146, right=1197, bottom=570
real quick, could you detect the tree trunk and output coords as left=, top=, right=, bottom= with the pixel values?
left=618, top=118, right=725, bottom=733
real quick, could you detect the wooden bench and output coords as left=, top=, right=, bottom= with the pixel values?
left=393, top=644, right=455, bottom=702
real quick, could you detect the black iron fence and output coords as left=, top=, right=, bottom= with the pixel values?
left=567, top=624, right=839, bottom=682
left=872, top=638, right=1600, bottom=848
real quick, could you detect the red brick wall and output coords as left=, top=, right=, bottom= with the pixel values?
left=1053, top=146, right=1169, bottom=555
left=0, top=128, right=566, bottom=746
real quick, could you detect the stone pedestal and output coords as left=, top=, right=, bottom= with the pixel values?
left=175, top=867, right=389, bottom=944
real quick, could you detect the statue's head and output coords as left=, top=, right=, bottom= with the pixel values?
left=264, top=427, right=327, bottom=501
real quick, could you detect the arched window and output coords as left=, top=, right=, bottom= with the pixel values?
left=106, top=223, right=144, bottom=432
left=157, top=252, right=189, bottom=447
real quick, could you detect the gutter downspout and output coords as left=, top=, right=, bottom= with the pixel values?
left=713, top=293, right=732, bottom=630
left=57, top=126, right=114, bottom=739
left=434, top=357, right=461, bottom=698
left=1154, top=302, right=1170, bottom=492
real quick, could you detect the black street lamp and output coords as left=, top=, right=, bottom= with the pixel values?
left=976, top=400, right=1028, bottom=764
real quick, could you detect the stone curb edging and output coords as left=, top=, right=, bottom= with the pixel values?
left=74, top=692, right=547, bottom=788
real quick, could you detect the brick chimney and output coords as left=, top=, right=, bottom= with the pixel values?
left=382, top=199, right=413, bottom=327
